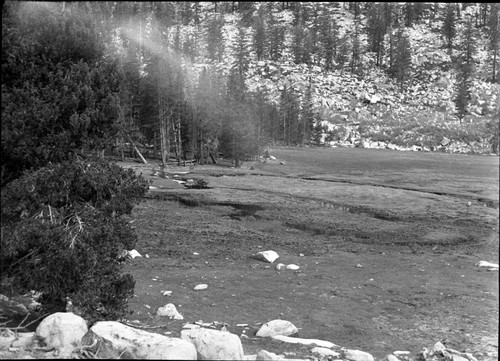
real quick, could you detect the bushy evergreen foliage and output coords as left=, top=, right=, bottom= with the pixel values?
left=1, top=2, right=124, bottom=186
left=1, top=158, right=149, bottom=323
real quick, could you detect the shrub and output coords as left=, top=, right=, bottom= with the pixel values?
left=1, top=157, right=149, bottom=324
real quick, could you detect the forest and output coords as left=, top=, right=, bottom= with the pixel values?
left=2, top=2, right=500, bottom=182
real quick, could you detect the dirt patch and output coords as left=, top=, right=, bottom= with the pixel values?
left=119, top=148, right=498, bottom=359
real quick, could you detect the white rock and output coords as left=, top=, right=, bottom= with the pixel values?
left=82, top=321, right=196, bottom=359
left=11, top=332, right=36, bottom=348
left=182, top=323, right=201, bottom=330
left=163, top=290, right=173, bottom=296
left=475, top=261, right=499, bottom=270
left=431, top=342, right=446, bottom=353
left=286, top=264, right=300, bottom=270
left=393, top=350, right=411, bottom=356
left=275, top=263, right=286, bottom=270
left=271, top=335, right=338, bottom=348
left=254, top=250, right=279, bottom=263
left=356, top=264, right=363, bottom=268
left=194, top=284, right=208, bottom=291
left=383, top=355, right=400, bottom=361
left=256, top=320, right=298, bottom=337
left=269, top=155, right=277, bottom=160
left=257, top=349, right=283, bottom=360
left=128, top=249, right=142, bottom=258
left=157, top=303, right=184, bottom=320
left=36, top=312, right=88, bottom=354
left=311, top=347, right=341, bottom=358
left=181, top=327, right=244, bottom=360
left=343, top=349, right=375, bottom=361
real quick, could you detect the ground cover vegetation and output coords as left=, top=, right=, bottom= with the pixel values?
left=1, top=1, right=499, bottom=327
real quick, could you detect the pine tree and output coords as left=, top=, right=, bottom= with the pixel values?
left=391, top=26, right=412, bottom=92
left=268, top=10, right=285, bottom=61
left=488, top=3, right=499, bottom=83
left=443, top=3, right=456, bottom=53
left=350, top=21, right=362, bottom=76
left=455, top=15, right=477, bottom=121
left=206, top=14, right=225, bottom=62
left=253, top=6, right=267, bottom=61
left=366, top=3, right=387, bottom=66
left=298, top=79, right=315, bottom=145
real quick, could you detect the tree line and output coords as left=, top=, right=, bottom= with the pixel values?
left=2, top=2, right=499, bottom=183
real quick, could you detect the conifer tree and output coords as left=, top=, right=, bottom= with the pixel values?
left=268, top=10, right=285, bottom=61
left=443, top=3, right=456, bottom=53
left=350, top=21, right=362, bottom=76
left=253, top=6, right=267, bottom=61
left=488, top=3, right=499, bottom=83
left=391, top=26, right=412, bottom=92
left=455, top=15, right=477, bottom=121
left=206, top=14, right=225, bottom=62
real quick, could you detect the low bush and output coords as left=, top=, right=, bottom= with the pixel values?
left=0, top=157, right=149, bottom=324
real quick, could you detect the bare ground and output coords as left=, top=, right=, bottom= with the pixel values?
left=120, top=147, right=499, bottom=360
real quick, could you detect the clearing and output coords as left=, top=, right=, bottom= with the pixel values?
left=121, top=147, right=499, bottom=360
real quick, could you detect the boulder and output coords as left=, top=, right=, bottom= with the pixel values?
left=432, top=342, right=446, bottom=353
left=343, top=349, right=375, bottom=361
left=311, top=347, right=341, bottom=359
left=157, top=303, right=183, bottom=320
left=35, top=312, right=88, bottom=353
left=181, top=327, right=244, bottom=360
left=257, top=349, right=283, bottom=360
left=81, top=321, right=196, bottom=359
left=256, top=320, right=298, bottom=337
left=253, top=251, right=279, bottom=263
left=271, top=335, right=337, bottom=348
left=383, top=355, right=400, bottom=361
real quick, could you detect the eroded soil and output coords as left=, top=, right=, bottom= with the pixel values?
left=121, top=147, right=499, bottom=360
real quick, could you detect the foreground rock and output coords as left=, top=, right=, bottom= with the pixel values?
left=81, top=321, right=196, bottom=359
left=253, top=250, right=280, bottom=263
left=342, top=348, right=375, bottom=361
left=257, top=349, right=283, bottom=360
left=157, top=303, right=184, bottom=320
left=311, top=346, right=341, bottom=359
left=271, top=335, right=338, bottom=348
left=256, top=320, right=298, bottom=337
left=181, top=327, right=244, bottom=360
left=36, top=312, right=87, bottom=355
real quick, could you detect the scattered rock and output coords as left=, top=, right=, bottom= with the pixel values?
left=356, top=264, right=363, bottom=268
left=383, top=355, right=400, bottom=361
left=269, top=155, right=277, bottom=160
left=256, top=320, right=298, bottom=337
left=36, top=312, right=88, bottom=355
left=286, top=264, right=300, bottom=270
left=128, top=249, right=142, bottom=258
left=432, top=342, right=446, bottom=353
left=181, top=327, right=244, bottom=360
left=162, top=290, right=173, bottom=296
left=311, top=346, right=341, bottom=358
left=343, top=348, right=375, bottom=361
left=157, top=303, right=184, bottom=320
left=275, top=263, right=286, bottom=270
left=253, top=250, right=280, bottom=263
left=475, top=261, right=499, bottom=270
left=257, top=349, right=283, bottom=360
left=271, top=335, right=337, bottom=348
left=194, top=284, right=208, bottom=291
left=81, top=321, right=196, bottom=359
left=393, top=350, right=411, bottom=356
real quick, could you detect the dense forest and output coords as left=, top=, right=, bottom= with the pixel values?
left=2, top=1, right=500, bottom=180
